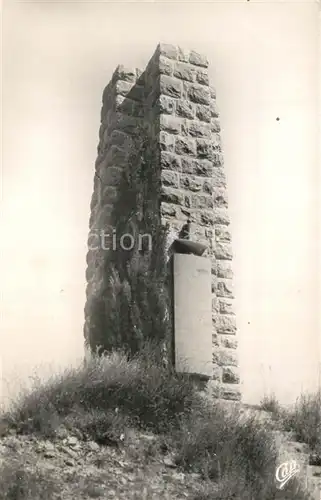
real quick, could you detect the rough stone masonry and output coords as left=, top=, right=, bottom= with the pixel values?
left=84, top=43, right=240, bottom=401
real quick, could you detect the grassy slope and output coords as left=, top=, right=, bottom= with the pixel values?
left=0, top=347, right=318, bottom=500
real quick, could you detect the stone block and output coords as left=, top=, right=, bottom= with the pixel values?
left=212, top=329, right=220, bottom=345
left=161, top=170, right=179, bottom=188
left=110, top=130, right=132, bottom=149
left=189, top=224, right=207, bottom=242
left=212, top=167, right=227, bottom=188
left=212, top=296, right=219, bottom=313
left=115, top=80, right=133, bottom=97
left=214, top=315, right=237, bottom=335
left=115, top=95, right=133, bottom=115
left=176, top=99, right=195, bottom=119
left=160, top=75, right=182, bottom=98
left=104, top=145, right=129, bottom=167
left=212, top=365, right=222, bottom=381
left=213, top=208, right=230, bottom=225
left=213, top=188, right=228, bottom=207
left=212, top=347, right=238, bottom=367
left=216, top=278, right=234, bottom=298
left=95, top=206, right=114, bottom=231
left=183, top=120, right=211, bottom=138
left=161, top=152, right=181, bottom=171
left=196, top=70, right=209, bottom=86
left=212, top=133, right=222, bottom=151
left=218, top=299, right=235, bottom=316
left=175, top=136, right=196, bottom=156
left=186, top=83, right=211, bottom=105
left=177, top=46, right=190, bottom=63
left=196, top=104, right=211, bottom=123
left=85, top=265, right=95, bottom=282
left=111, top=113, right=142, bottom=135
left=113, top=65, right=137, bottom=83
left=215, top=226, right=232, bottom=242
left=196, top=139, right=214, bottom=159
left=209, top=86, right=216, bottom=99
left=189, top=50, right=209, bottom=68
left=201, top=211, right=215, bottom=226
left=97, top=165, right=123, bottom=186
left=182, top=158, right=213, bottom=178
left=180, top=174, right=203, bottom=192
left=210, top=99, right=219, bottom=117
left=160, top=131, right=175, bottom=152
left=221, top=385, right=241, bottom=401
left=220, top=334, right=238, bottom=349
left=182, top=157, right=213, bottom=177
left=157, top=95, right=176, bottom=114
left=215, top=242, right=233, bottom=260
left=159, top=56, right=174, bottom=76
left=222, top=367, right=240, bottom=384
left=161, top=202, right=179, bottom=218
left=158, top=43, right=178, bottom=60
left=184, top=194, right=191, bottom=208
left=160, top=115, right=181, bottom=135
left=203, top=180, right=213, bottom=195
left=102, top=186, right=118, bottom=204
left=210, top=257, right=217, bottom=274
left=211, top=118, right=221, bottom=133
left=96, top=142, right=107, bottom=164
left=212, top=153, right=224, bottom=167
left=173, top=62, right=196, bottom=82
left=191, top=193, right=214, bottom=210
left=161, top=187, right=185, bottom=205
left=205, top=227, right=215, bottom=239
left=217, top=260, right=233, bottom=279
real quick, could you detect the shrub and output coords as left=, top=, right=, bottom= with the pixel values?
left=172, top=400, right=278, bottom=498
left=282, top=390, right=321, bottom=455
left=0, top=457, right=60, bottom=500
left=260, top=393, right=282, bottom=417
left=1, top=345, right=198, bottom=440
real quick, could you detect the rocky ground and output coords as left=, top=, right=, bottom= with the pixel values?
left=240, top=405, right=321, bottom=500
left=0, top=409, right=320, bottom=500
left=273, top=430, right=321, bottom=500
left=0, top=425, right=213, bottom=500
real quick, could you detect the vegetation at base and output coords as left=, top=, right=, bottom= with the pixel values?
left=260, top=390, right=321, bottom=461
left=0, top=345, right=316, bottom=499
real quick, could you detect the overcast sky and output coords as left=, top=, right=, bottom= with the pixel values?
left=1, top=0, right=320, bottom=405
